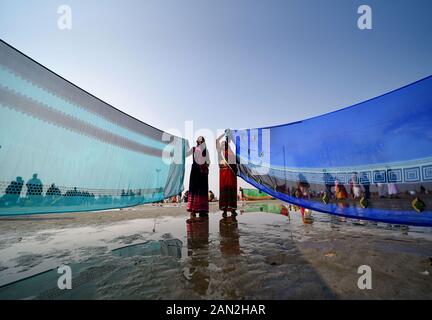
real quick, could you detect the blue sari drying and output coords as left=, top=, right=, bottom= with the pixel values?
left=231, top=75, right=432, bottom=226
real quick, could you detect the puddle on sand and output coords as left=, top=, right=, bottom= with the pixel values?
left=112, top=238, right=183, bottom=259
left=0, top=201, right=431, bottom=299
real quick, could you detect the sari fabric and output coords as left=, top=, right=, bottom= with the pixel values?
left=187, top=146, right=209, bottom=213
left=219, top=148, right=237, bottom=211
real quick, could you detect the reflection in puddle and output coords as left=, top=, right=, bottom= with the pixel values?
left=184, top=217, right=210, bottom=295
left=219, top=216, right=240, bottom=256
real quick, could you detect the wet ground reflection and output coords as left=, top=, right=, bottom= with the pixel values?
left=184, top=217, right=210, bottom=296
left=0, top=202, right=431, bottom=299
left=219, top=216, right=241, bottom=256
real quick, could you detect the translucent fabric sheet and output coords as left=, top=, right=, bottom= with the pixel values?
left=231, top=76, right=432, bottom=226
left=0, top=40, right=186, bottom=216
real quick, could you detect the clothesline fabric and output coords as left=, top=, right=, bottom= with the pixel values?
left=2, top=39, right=431, bottom=225
left=0, top=40, right=186, bottom=215
left=231, top=75, right=432, bottom=226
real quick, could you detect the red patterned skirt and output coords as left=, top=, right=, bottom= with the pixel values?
left=219, top=166, right=237, bottom=211
left=187, top=162, right=209, bottom=213
left=187, top=193, right=209, bottom=213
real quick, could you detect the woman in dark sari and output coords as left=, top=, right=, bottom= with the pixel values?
left=187, top=136, right=210, bottom=217
left=216, top=133, right=238, bottom=217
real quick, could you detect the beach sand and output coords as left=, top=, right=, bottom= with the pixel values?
left=0, top=200, right=431, bottom=299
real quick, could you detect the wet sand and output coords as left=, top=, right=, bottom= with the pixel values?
left=0, top=200, right=431, bottom=299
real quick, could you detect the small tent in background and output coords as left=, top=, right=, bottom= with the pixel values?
left=240, top=188, right=274, bottom=201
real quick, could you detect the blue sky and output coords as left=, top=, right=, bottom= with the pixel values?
left=1, top=0, right=432, bottom=195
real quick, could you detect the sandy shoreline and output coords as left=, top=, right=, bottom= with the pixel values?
left=0, top=200, right=431, bottom=299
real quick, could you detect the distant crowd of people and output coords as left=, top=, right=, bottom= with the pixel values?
left=162, top=189, right=222, bottom=205
left=0, top=173, right=149, bottom=208
left=288, top=171, right=429, bottom=202
left=0, top=173, right=100, bottom=207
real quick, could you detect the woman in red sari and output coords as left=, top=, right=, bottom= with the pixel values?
left=186, top=136, right=210, bottom=218
left=216, top=133, right=238, bottom=217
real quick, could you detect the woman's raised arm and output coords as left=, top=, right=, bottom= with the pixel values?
left=185, top=141, right=194, bottom=157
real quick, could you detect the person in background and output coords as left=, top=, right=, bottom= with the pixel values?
left=182, top=190, right=189, bottom=203
left=239, top=187, right=244, bottom=201
left=335, top=179, right=348, bottom=200
left=297, top=173, right=310, bottom=199
left=377, top=183, right=387, bottom=198
left=349, top=172, right=362, bottom=199
left=186, top=136, right=210, bottom=217
left=1, top=176, right=24, bottom=206
left=26, top=173, right=43, bottom=197
left=323, top=170, right=334, bottom=198
left=360, top=172, right=371, bottom=199
left=208, top=190, right=215, bottom=202
left=216, top=133, right=238, bottom=218
left=388, top=183, right=399, bottom=199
